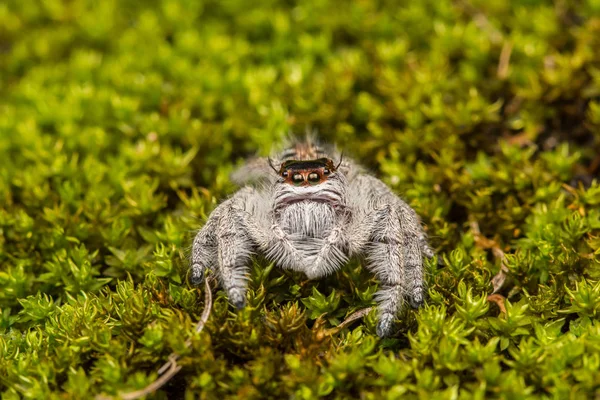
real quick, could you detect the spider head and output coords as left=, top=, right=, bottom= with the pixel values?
left=269, top=154, right=347, bottom=209
left=277, top=158, right=337, bottom=187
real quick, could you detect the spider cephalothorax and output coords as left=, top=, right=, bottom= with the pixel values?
left=190, top=137, right=433, bottom=337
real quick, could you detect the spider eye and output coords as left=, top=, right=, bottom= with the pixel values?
left=308, top=173, right=320, bottom=183
left=281, top=171, right=288, bottom=178
left=292, top=173, right=304, bottom=185
left=323, top=168, right=330, bottom=175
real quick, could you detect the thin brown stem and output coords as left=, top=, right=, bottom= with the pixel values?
left=497, top=41, right=513, bottom=79
left=95, top=277, right=213, bottom=400
left=469, top=218, right=510, bottom=294
left=323, top=307, right=374, bottom=336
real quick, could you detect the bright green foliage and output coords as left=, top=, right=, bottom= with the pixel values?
left=1, top=0, right=600, bottom=398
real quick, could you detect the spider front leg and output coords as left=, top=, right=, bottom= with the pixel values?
left=191, top=191, right=256, bottom=309
left=365, top=202, right=425, bottom=337
left=214, top=203, right=256, bottom=309
left=304, top=224, right=347, bottom=279
left=305, top=209, right=379, bottom=279
left=232, top=209, right=308, bottom=271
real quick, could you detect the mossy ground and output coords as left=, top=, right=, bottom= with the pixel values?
left=1, top=0, right=600, bottom=399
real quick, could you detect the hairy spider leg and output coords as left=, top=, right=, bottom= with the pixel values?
left=351, top=175, right=426, bottom=337
left=303, top=206, right=380, bottom=279
left=191, top=217, right=217, bottom=286
left=191, top=189, right=256, bottom=308
left=232, top=207, right=308, bottom=272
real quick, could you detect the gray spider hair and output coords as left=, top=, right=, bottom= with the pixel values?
left=191, top=136, right=433, bottom=337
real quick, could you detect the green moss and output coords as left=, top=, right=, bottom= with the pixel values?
left=1, top=0, right=600, bottom=398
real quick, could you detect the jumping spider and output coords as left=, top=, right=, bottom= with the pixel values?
left=190, top=137, right=433, bottom=337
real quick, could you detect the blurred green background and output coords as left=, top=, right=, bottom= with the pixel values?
left=1, top=0, right=600, bottom=398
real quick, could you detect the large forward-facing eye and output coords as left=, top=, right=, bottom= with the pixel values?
left=308, top=172, right=320, bottom=184
left=292, top=173, right=304, bottom=185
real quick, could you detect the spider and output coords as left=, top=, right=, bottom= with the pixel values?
left=190, top=137, right=433, bottom=337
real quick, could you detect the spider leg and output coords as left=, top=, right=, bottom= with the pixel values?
left=191, top=189, right=257, bottom=309
left=214, top=205, right=256, bottom=309
left=419, top=231, right=435, bottom=259
left=305, top=209, right=378, bottom=279
left=349, top=175, right=427, bottom=337
left=304, top=223, right=348, bottom=279
left=365, top=204, right=406, bottom=337
left=367, top=200, right=425, bottom=337
left=232, top=209, right=308, bottom=271
left=191, top=216, right=218, bottom=286
left=395, top=200, right=426, bottom=309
